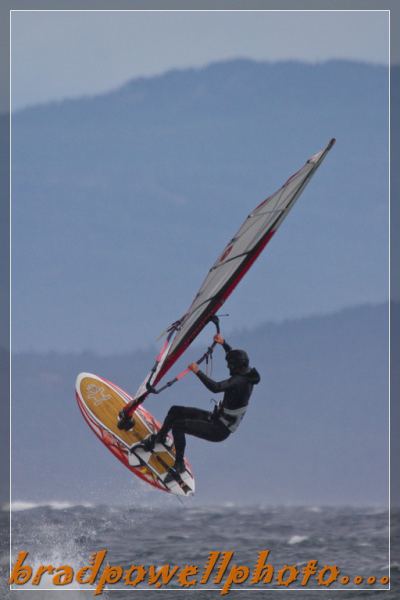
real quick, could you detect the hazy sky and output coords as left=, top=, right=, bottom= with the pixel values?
left=11, top=9, right=389, bottom=110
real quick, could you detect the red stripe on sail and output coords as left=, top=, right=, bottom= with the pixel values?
left=153, top=229, right=276, bottom=385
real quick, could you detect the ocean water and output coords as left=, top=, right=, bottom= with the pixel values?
left=1, top=503, right=398, bottom=599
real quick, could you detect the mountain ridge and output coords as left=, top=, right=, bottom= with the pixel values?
left=14, top=58, right=386, bottom=115
left=12, top=58, right=388, bottom=356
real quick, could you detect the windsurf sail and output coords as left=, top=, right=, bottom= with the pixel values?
left=124, top=138, right=335, bottom=415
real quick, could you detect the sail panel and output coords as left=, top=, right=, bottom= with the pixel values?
left=165, top=139, right=335, bottom=362
left=133, top=139, right=335, bottom=399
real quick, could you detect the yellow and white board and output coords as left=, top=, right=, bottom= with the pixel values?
left=75, top=373, right=195, bottom=496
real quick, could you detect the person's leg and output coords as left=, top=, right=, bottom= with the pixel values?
left=157, top=405, right=211, bottom=440
left=137, top=406, right=211, bottom=452
left=171, top=417, right=230, bottom=464
left=164, top=414, right=230, bottom=483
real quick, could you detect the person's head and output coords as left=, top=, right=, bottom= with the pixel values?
left=226, top=349, right=249, bottom=375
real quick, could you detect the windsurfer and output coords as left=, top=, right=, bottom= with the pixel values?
left=139, top=334, right=260, bottom=482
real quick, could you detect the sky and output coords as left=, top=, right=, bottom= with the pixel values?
left=11, top=9, right=389, bottom=110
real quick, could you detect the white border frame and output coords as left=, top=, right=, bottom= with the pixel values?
left=9, top=7, right=391, bottom=594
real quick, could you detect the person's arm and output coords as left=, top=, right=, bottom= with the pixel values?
left=222, top=340, right=232, bottom=353
left=214, top=333, right=232, bottom=354
left=195, top=370, right=235, bottom=393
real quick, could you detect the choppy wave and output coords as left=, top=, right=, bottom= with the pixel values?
left=2, top=504, right=395, bottom=599
left=288, top=534, right=309, bottom=545
left=4, top=501, right=94, bottom=512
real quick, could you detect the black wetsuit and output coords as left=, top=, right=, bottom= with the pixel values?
left=157, top=345, right=260, bottom=462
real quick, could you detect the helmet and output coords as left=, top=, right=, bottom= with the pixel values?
left=226, top=349, right=249, bottom=372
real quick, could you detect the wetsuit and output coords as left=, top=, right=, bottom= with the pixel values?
left=156, top=346, right=260, bottom=462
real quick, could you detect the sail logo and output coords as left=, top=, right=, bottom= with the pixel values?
left=219, top=243, right=234, bottom=263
